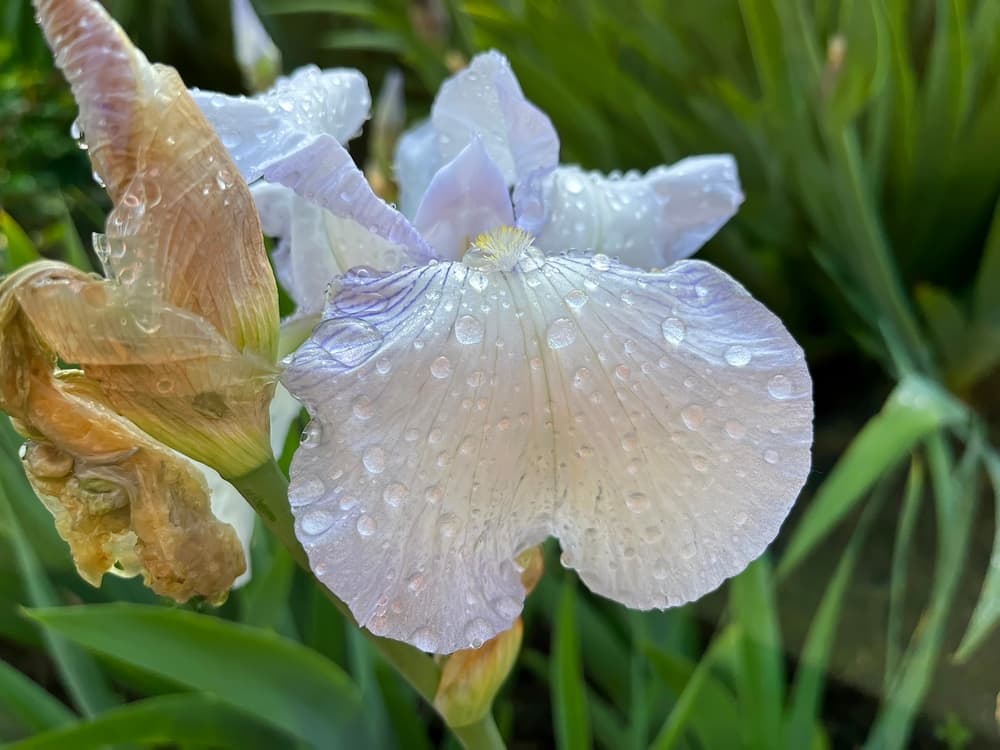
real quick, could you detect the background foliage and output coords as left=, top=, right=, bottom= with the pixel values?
left=2, top=0, right=1000, bottom=747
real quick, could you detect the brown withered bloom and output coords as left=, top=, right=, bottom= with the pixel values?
left=0, top=0, right=285, bottom=599
left=29, top=0, right=280, bottom=479
left=0, top=263, right=245, bottom=602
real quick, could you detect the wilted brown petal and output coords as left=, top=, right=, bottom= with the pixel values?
left=34, top=0, right=279, bottom=361
left=0, top=264, right=245, bottom=602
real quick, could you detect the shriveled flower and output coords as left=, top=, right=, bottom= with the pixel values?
left=213, top=50, right=813, bottom=653
left=30, top=0, right=280, bottom=480
left=0, top=263, right=245, bottom=602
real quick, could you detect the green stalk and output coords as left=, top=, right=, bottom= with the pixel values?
left=229, top=459, right=506, bottom=750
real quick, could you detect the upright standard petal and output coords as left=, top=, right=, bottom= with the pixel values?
left=413, top=139, right=515, bottom=261
left=395, top=51, right=559, bottom=217
left=193, top=66, right=371, bottom=182
left=283, top=238, right=812, bottom=653
left=530, top=157, right=744, bottom=268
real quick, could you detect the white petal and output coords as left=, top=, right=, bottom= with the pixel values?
left=283, top=249, right=812, bottom=653
left=262, top=133, right=436, bottom=263
left=394, top=52, right=559, bottom=217
left=531, top=157, right=744, bottom=268
left=254, top=183, right=409, bottom=313
left=413, top=139, right=515, bottom=261
left=193, top=66, right=371, bottom=182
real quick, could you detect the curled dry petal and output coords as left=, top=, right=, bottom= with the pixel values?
left=283, top=248, right=812, bottom=653
left=0, top=264, right=245, bottom=602
left=33, top=0, right=279, bottom=476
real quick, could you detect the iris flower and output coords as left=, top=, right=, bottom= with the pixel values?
left=201, top=52, right=814, bottom=653
left=14, top=0, right=286, bottom=599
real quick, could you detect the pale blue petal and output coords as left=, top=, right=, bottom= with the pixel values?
left=283, top=248, right=812, bottom=653
left=192, top=66, right=371, bottom=182
left=395, top=51, right=559, bottom=217
left=261, top=133, right=436, bottom=264
left=531, top=156, right=744, bottom=267
left=412, top=139, right=514, bottom=261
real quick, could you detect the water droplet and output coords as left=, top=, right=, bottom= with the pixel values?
left=407, top=573, right=426, bottom=593
left=464, top=618, right=493, bottom=649
left=375, top=357, right=392, bottom=375
left=296, top=478, right=325, bottom=503
left=363, top=446, right=386, bottom=474
left=725, top=420, right=746, bottom=439
left=572, top=367, right=592, bottom=391
left=455, top=315, right=484, bottom=345
left=615, top=364, right=631, bottom=381
left=626, top=492, right=650, bottom=513
left=681, top=404, right=704, bottom=430
left=662, top=317, right=686, bottom=345
left=497, top=416, right=511, bottom=431
left=339, top=495, right=359, bottom=511
left=590, top=253, right=610, bottom=271
left=156, top=378, right=173, bottom=394
left=301, top=509, right=334, bottom=535
left=691, top=453, right=709, bottom=472
left=404, top=428, right=419, bottom=442
left=563, top=173, right=585, bottom=194
left=621, top=432, right=639, bottom=451
left=492, top=596, right=521, bottom=618
left=468, top=271, right=489, bottom=292
left=430, top=356, right=452, bottom=379
left=763, top=448, right=779, bottom=464
left=410, top=627, right=440, bottom=652
left=352, top=395, right=374, bottom=420
left=459, top=435, right=477, bottom=455
left=546, top=318, right=577, bottom=349
left=724, top=344, right=752, bottom=367
left=425, top=485, right=443, bottom=504
left=438, top=513, right=459, bottom=538
left=356, top=514, right=377, bottom=536
left=383, top=482, right=408, bottom=507
left=734, top=511, right=749, bottom=527
left=767, top=374, right=792, bottom=399
left=314, top=318, right=382, bottom=368
left=565, top=289, right=588, bottom=309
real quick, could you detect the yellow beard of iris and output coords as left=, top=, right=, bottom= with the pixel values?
left=463, top=226, right=537, bottom=272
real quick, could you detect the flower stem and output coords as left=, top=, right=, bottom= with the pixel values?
left=229, top=458, right=506, bottom=750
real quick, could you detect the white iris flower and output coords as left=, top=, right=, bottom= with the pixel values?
left=200, top=51, right=813, bottom=654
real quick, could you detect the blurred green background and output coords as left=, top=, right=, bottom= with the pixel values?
left=2, top=0, right=1000, bottom=747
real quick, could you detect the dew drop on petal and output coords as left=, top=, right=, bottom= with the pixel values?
left=724, top=344, right=752, bottom=367
left=621, top=432, right=639, bottom=451
left=352, top=395, right=374, bottom=420
left=356, top=514, right=377, bottom=536
left=763, top=448, right=780, bottom=464
left=339, top=495, right=359, bottom=511
left=725, top=420, right=747, bottom=439
left=300, top=509, right=335, bottom=535
left=455, top=315, right=484, bottom=345
left=363, top=446, right=386, bottom=474
left=297, top=478, right=325, bottom=502
left=383, top=482, right=409, bottom=507
left=375, top=357, right=392, bottom=375
left=767, top=374, right=793, bottom=399
left=464, top=618, right=493, bottom=649
left=410, top=627, right=440, bottom=652
left=563, top=173, right=585, bottom=194
left=430, top=356, right=453, bottom=379
left=425, top=485, right=443, bottom=504
left=492, top=596, right=521, bottom=619
left=546, top=318, right=577, bottom=350
left=314, top=318, right=382, bottom=368
left=626, top=492, right=650, bottom=513
left=590, top=253, right=610, bottom=271
left=565, top=289, right=588, bottom=309
left=468, top=271, right=489, bottom=292
left=681, top=404, right=704, bottom=430
left=662, top=317, right=686, bottom=345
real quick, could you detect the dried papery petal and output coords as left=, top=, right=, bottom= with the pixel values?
left=0, top=266, right=245, bottom=602
left=15, top=264, right=276, bottom=477
left=284, top=248, right=812, bottom=653
left=35, top=0, right=279, bottom=361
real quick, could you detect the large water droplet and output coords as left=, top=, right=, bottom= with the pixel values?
left=430, top=356, right=453, bottom=379
left=356, top=514, right=377, bottom=536
left=662, top=317, right=686, bottom=345
left=363, top=446, right=386, bottom=474
left=464, top=618, right=493, bottom=649
left=314, top=317, right=382, bottom=368
left=767, top=374, right=792, bottom=399
left=563, top=173, right=585, bottom=195
left=300, top=421, right=323, bottom=447
left=383, top=482, right=409, bottom=507
left=300, top=509, right=335, bottom=535
left=724, top=344, right=752, bottom=367
left=546, top=318, right=577, bottom=349
left=410, top=627, right=440, bottom=652
left=455, top=315, right=484, bottom=345
left=681, top=404, right=704, bottom=430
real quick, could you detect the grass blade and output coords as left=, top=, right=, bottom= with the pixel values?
left=551, top=578, right=590, bottom=750
left=0, top=659, right=75, bottom=737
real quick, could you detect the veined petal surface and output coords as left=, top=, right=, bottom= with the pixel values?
left=394, top=51, right=559, bottom=217
left=531, top=157, right=744, bottom=268
left=283, top=249, right=812, bottom=653
left=193, top=66, right=371, bottom=182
